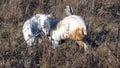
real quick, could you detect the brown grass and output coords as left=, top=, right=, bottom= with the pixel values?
left=0, top=0, right=120, bottom=68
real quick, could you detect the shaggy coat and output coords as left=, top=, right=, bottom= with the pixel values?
left=22, top=14, right=51, bottom=46
left=51, top=15, right=88, bottom=51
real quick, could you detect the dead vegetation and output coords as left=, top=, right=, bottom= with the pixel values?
left=0, top=0, right=120, bottom=68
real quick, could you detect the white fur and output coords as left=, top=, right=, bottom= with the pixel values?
left=22, top=14, right=51, bottom=46
left=51, top=15, right=87, bottom=50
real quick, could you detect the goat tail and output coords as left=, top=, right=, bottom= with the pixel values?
left=65, top=5, right=74, bottom=16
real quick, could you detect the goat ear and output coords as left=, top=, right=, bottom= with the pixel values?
left=47, top=13, right=52, bottom=18
left=80, top=28, right=85, bottom=35
left=35, top=14, right=40, bottom=19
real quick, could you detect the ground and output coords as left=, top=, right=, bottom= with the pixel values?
left=0, top=0, right=120, bottom=68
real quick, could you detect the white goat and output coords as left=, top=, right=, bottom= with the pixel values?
left=51, top=15, right=88, bottom=51
left=22, top=14, right=51, bottom=46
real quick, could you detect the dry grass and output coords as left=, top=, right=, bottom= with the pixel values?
left=0, top=0, right=120, bottom=68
